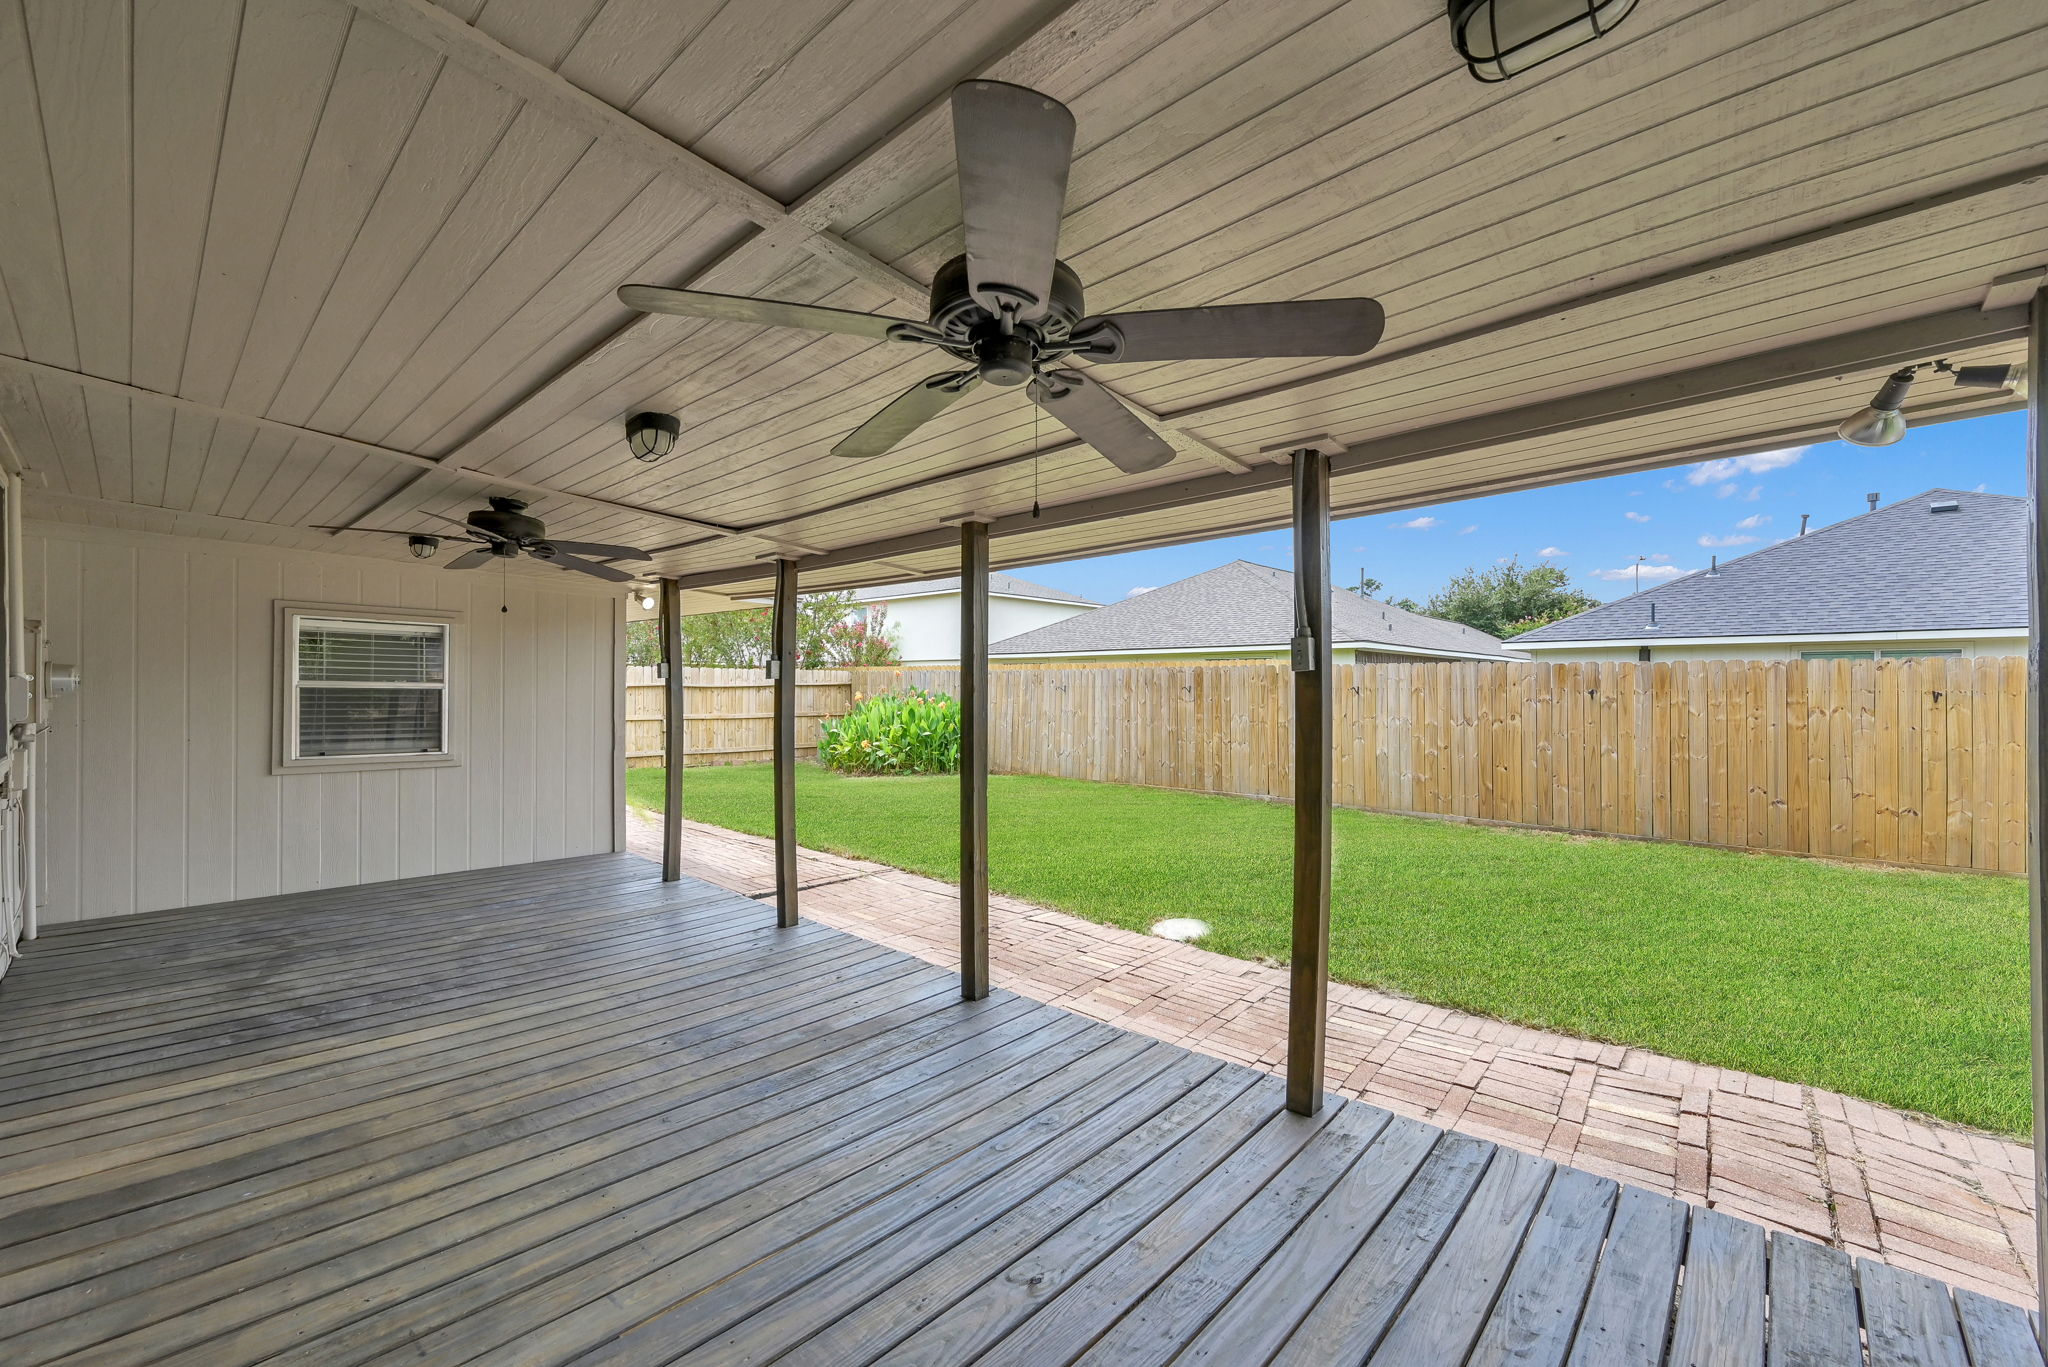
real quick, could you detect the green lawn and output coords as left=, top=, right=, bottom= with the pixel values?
left=629, top=764, right=2031, bottom=1135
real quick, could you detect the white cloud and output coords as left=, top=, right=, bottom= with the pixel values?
left=1403, top=516, right=1440, bottom=529
left=1715, top=484, right=1739, bottom=498
left=1687, top=447, right=1808, bottom=486
left=1538, top=546, right=1568, bottom=557
left=1698, top=533, right=1760, bottom=548
left=1742, top=486, right=1762, bottom=501
left=1625, top=511, right=1651, bottom=523
left=1126, top=586, right=1154, bottom=597
left=1736, top=514, right=1771, bottom=528
left=1459, top=525, right=1478, bottom=535
left=1588, top=564, right=1690, bottom=583
left=1648, top=553, right=1672, bottom=564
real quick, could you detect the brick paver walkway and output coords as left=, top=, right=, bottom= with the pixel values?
left=630, top=810, right=2039, bottom=1305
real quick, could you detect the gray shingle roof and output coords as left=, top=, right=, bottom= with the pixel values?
left=988, top=560, right=1525, bottom=659
left=1514, top=489, right=2026, bottom=644
left=849, top=573, right=1099, bottom=607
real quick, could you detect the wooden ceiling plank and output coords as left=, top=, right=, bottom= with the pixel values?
left=160, top=410, right=222, bottom=514
left=1196, top=235, right=2046, bottom=455
left=25, top=0, right=132, bottom=386
left=292, top=104, right=613, bottom=435
left=1067, top=0, right=1939, bottom=318
left=0, top=0, right=77, bottom=372
left=179, top=0, right=355, bottom=410
left=130, top=0, right=241, bottom=397
left=259, top=63, right=524, bottom=427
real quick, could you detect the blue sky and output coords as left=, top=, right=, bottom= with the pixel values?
left=1016, top=410, right=2028, bottom=607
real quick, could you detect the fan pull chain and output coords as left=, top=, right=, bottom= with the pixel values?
left=1031, top=405, right=1042, bottom=519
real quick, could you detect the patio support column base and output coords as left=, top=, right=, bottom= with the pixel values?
left=1287, top=445, right=1335, bottom=1116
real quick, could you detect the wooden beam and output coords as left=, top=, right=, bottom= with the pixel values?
left=668, top=305, right=2029, bottom=592
left=1287, top=446, right=1333, bottom=1117
left=2026, top=283, right=2047, bottom=1323
left=771, top=557, right=801, bottom=927
left=959, top=519, right=991, bottom=1001
left=0, top=352, right=734, bottom=537
left=658, top=576, right=685, bottom=883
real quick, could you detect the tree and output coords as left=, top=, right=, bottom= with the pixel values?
left=625, top=592, right=902, bottom=667
left=1417, top=557, right=1597, bottom=638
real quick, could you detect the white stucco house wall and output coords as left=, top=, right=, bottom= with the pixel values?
left=1514, top=490, right=2027, bottom=663
left=851, top=574, right=1100, bottom=665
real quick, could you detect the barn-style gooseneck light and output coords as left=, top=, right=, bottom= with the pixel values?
left=1836, top=367, right=1918, bottom=447
left=1449, top=0, right=1637, bottom=81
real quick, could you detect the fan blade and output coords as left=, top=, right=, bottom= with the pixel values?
left=832, top=371, right=980, bottom=460
left=546, top=540, right=653, bottom=560
left=1028, top=370, right=1177, bottom=475
left=421, top=509, right=511, bottom=542
left=618, top=285, right=915, bottom=340
left=1071, top=298, right=1386, bottom=363
left=545, top=552, right=637, bottom=583
left=444, top=548, right=497, bottom=571
left=951, top=81, right=1075, bottom=321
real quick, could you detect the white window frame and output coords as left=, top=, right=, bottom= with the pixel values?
left=275, top=602, right=463, bottom=775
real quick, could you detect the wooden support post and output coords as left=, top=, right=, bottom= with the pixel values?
left=960, top=519, right=991, bottom=1000
left=658, top=577, right=685, bottom=882
left=771, top=556, right=800, bottom=926
left=1287, top=445, right=1334, bottom=1116
left=2026, top=283, right=2046, bottom=1322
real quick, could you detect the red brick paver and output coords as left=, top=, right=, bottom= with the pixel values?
left=632, top=810, right=2040, bottom=1305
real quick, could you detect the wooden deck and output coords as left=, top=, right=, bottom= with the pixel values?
left=0, top=855, right=2038, bottom=1366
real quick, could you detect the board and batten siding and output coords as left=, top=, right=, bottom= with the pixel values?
left=22, top=524, right=624, bottom=924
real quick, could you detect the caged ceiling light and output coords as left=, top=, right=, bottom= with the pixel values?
left=625, top=411, right=680, bottom=463
left=407, top=535, right=440, bottom=560
left=1449, top=0, right=1637, bottom=81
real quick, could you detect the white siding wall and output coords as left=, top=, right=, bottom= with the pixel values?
left=880, top=593, right=1094, bottom=664
left=23, top=524, right=622, bottom=924
left=1520, top=637, right=2024, bottom=663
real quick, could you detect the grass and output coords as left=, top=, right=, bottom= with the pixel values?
left=628, top=764, right=2032, bottom=1136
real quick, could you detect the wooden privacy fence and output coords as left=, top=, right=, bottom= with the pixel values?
left=625, top=666, right=852, bottom=767
left=842, top=658, right=2027, bottom=874
left=631, top=659, right=2026, bottom=873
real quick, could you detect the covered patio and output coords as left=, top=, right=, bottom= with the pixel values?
left=0, top=0, right=2045, bottom=1360
left=6, top=854, right=2042, bottom=1365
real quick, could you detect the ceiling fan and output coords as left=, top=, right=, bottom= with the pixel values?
left=618, top=81, right=1385, bottom=476
left=315, top=497, right=652, bottom=583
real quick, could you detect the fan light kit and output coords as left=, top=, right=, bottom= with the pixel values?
left=314, top=497, right=655, bottom=583
left=626, top=411, right=680, bottom=462
left=618, top=81, right=1386, bottom=477
left=1835, top=359, right=2029, bottom=447
left=1449, top=0, right=1637, bottom=81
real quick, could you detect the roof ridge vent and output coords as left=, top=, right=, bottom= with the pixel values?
left=1929, top=498, right=1961, bottom=513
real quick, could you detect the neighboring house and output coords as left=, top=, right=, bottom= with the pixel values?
left=1514, top=489, right=2026, bottom=662
left=989, top=560, right=1526, bottom=664
left=851, top=573, right=1101, bottom=665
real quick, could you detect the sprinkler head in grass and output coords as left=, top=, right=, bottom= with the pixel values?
left=1150, top=917, right=1210, bottom=943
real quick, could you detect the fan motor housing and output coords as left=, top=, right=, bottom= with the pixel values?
left=469, top=497, right=547, bottom=545
left=928, top=254, right=1084, bottom=343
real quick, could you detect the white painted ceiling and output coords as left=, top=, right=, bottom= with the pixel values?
left=0, top=0, right=2038, bottom=602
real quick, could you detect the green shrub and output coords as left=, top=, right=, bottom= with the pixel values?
left=818, top=688, right=961, bottom=774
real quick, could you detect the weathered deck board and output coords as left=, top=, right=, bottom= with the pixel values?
left=0, top=853, right=2036, bottom=1366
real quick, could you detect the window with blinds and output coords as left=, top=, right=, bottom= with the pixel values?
left=290, top=616, right=450, bottom=759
